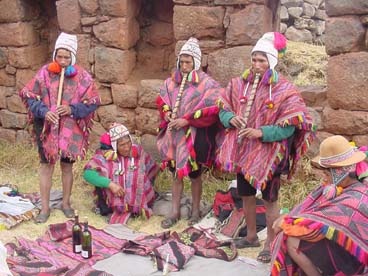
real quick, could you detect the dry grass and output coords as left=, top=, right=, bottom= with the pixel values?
left=279, top=41, right=327, bottom=86
left=0, top=140, right=320, bottom=248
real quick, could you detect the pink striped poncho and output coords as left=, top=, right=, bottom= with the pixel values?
left=84, top=144, right=158, bottom=218
left=156, top=71, right=221, bottom=179
left=217, top=75, right=315, bottom=191
left=19, top=64, right=100, bottom=163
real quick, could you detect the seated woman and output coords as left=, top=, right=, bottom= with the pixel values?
left=271, top=135, right=368, bottom=276
left=83, top=123, right=160, bottom=224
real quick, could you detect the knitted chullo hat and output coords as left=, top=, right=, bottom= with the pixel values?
left=251, top=32, right=287, bottom=70
left=177, top=37, right=202, bottom=71
left=52, top=32, right=78, bottom=65
left=108, top=123, right=131, bottom=153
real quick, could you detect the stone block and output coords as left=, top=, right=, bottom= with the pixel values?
left=99, top=0, right=140, bottom=17
left=0, top=22, right=39, bottom=47
left=139, top=79, right=163, bottom=109
left=226, top=4, right=265, bottom=46
left=299, top=85, right=327, bottom=107
left=325, top=16, right=365, bottom=56
left=0, top=69, right=15, bottom=87
left=214, top=0, right=263, bottom=4
left=352, top=135, right=368, bottom=147
left=7, top=95, right=27, bottom=113
left=146, top=20, right=174, bottom=47
left=0, top=127, right=16, bottom=143
left=111, top=84, right=138, bottom=108
left=154, top=0, right=174, bottom=23
left=0, top=86, right=14, bottom=108
left=208, top=45, right=253, bottom=87
left=93, top=17, right=139, bottom=50
left=141, top=133, right=160, bottom=161
left=0, top=0, right=40, bottom=23
left=285, top=26, right=313, bottom=43
left=56, top=0, right=81, bottom=33
left=327, top=52, right=368, bottom=111
left=135, top=107, right=160, bottom=135
left=16, top=69, right=37, bottom=90
left=79, top=0, right=98, bottom=15
left=8, top=44, right=48, bottom=69
left=0, top=109, right=27, bottom=129
left=173, top=6, right=225, bottom=40
left=96, top=104, right=118, bottom=129
left=323, top=107, right=368, bottom=135
left=325, top=0, right=368, bottom=16
left=0, top=48, right=7, bottom=68
left=117, top=107, right=136, bottom=131
left=94, top=47, right=136, bottom=84
left=95, top=82, right=113, bottom=105
left=16, top=129, right=32, bottom=144
left=76, top=34, right=92, bottom=73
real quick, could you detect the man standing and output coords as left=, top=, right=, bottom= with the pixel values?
left=157, top=37, right=221, bottom=228
left=19, top=32, right=100, bottom=223
left=217, top=32, right=314, bottom=263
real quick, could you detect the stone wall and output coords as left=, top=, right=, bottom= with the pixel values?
left=0, top=0, right=366, bottom=152
left=0, top=0, right=280, bottom=150
left=280, top=0, right=326, bottom=44
left=320, top=0, right=368, bottom=146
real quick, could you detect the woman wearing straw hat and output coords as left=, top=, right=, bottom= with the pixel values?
left=19, top=32, right=100, bottom=223
left=271, top=135, right=368, bottom=275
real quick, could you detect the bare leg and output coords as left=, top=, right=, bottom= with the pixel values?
left=286, top=237, right=321, bottom=276
left=39, top=163, right=54, bottom=214
left=242, top=195, right=258, bottom=242
left=263, top=200, right=280, bottom=251
left=60, top=162, right=73, bottom=209
left=190, top=174, right=202, bottom=219
left=170, top=176, right=184, bottom=219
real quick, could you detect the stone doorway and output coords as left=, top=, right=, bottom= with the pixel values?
left=127, top=0, right=175, bottom=86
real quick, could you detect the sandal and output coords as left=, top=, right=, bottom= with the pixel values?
left=257, top=250, right=271, bottom=263
left=35, top=212, right=50, bottom=224
left=188, top=215, right=201, bottom=226
left=234, top=238, right=261, bottom=249
left=61, top=208, right=75, bottom=218
left=161, top=217, right=179, bottom=229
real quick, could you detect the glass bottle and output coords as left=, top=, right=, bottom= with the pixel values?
left=72, top=210, right=82, bottom=253
left=81, top=217, right=92, bottom=259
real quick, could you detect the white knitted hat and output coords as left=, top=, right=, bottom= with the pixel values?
left=251, top=32, right=287, bottom=70
left=109, top=123, right=131, bottom=152
left=53, top=32, right=78, bottom=65
left=177, top=37, right=202, bottom=71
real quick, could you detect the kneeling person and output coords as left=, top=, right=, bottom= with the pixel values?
left=83, top=123, right=160, bottom=224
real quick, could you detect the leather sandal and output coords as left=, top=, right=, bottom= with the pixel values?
left=234, top=238, right=261, bottom=249
left=161, top=217, right=179, bottom=229
left=61, top=208, right=75, bottom=218
left=35, top=212, right=50, bottom=224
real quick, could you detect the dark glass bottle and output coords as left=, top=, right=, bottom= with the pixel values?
left=81, top=217, right=92, bottom=259
left=72, top=210, right=82, bottom=253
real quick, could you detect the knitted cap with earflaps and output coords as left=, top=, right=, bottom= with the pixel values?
left=52, top=32, right=78, bottom=65
left=251, top=32, right=287, bottom=70
left=177, top=37, right=202, bottom=71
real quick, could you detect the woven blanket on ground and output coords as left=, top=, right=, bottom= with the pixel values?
left=6, top=221, right=125, bottom=276
left=271, top=181, right=368, bottom=276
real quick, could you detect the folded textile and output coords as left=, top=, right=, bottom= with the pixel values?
left=48, top=222, right=72, bottom=241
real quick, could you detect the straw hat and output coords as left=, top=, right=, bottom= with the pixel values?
left=312, top=135, right=366, bottom=168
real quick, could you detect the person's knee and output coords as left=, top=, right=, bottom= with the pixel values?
left=60, top=162, right=73, bottom=173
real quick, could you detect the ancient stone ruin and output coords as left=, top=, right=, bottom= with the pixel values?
left=0, top=0, right=367, bottom=153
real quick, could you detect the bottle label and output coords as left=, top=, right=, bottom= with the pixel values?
left=74, top=244, right=81, bottom=253
left=81, top=250, right=90, bottom=258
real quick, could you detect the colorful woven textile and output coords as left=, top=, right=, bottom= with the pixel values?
left=156, top=71, right=221, bottom=179
left=19, top=64, right=100, bottom=163
left=271, top=181, right=368, bottom=275
left=217, top=75, right=314, bottom=190
left=6, top=221, right=123, bottom=276
left=84, top=144, right=158, bottom=218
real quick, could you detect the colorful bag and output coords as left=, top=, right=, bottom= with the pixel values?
left=181, top=227, right=238, bottom=261
left=213, top=189, right=235, bottom=218
left=153, top=239, right=195, bottom=272
left=218, top=208, right=246, bottom=238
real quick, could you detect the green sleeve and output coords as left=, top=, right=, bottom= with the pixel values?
left=219, top=109, right=235, bottom=128
left=83, top=169, right=110, bottom=188
left=260, top=125, right=295, bottom=142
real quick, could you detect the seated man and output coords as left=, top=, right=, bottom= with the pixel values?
left=83, top=123, right=160, bottom=224
left=271, top=135, right=368, bottom=276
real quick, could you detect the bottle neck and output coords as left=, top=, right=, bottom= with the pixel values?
left=75, top=215, right=79, bottom=224
left=84, top=222, right=89, bottom=230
